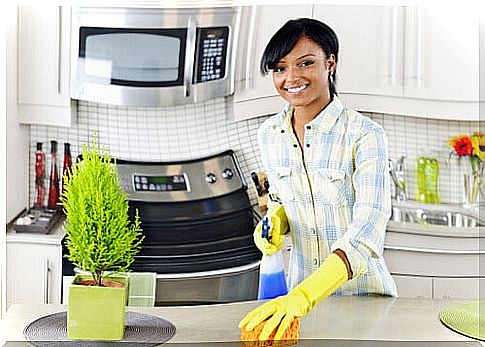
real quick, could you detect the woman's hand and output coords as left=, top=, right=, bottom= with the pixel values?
left=239, top=253, right=349, bottom=341
left=253, top=204, right=288, bottom=256
left=238, top=289, right=310, bottom=341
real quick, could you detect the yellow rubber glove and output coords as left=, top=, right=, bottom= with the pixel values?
left=253, top=204, right=288, bottom=256
left=239, top=253, right=348, bottom=341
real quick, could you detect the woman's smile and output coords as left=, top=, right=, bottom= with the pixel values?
left=285, top=84, right=309, bottom=94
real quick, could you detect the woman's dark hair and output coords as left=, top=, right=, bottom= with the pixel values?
left=260, top=18, right=339, bottom=96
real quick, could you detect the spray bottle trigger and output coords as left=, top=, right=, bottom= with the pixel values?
left=261, top=217, right=271, bottom=240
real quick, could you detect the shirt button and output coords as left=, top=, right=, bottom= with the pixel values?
left=293, top=144, right=298, bottom=148
left=306, top=143, right=310, bottom=148
left=280, top=129, right=285, bottom=133
left=313, top=258, right=318, bottom=266
left=306, top=125, right=311, bottom=130
left=311, top=228, right=316, bottom=235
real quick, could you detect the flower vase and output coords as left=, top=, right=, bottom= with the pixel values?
left=463, top=173, right=483, bottom=207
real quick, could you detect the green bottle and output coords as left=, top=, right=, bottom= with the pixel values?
left=416, top=156, right=440, bottom=204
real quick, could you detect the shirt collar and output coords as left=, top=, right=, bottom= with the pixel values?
left=272, top=96, right=344, bottom=134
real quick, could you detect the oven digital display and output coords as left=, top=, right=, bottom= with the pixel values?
left=133, top=174, right=188, bottom=192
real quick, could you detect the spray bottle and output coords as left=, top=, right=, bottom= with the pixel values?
left=257, top=216, right=288, bottom=300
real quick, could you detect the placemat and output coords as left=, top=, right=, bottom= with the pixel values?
left=439, top=301, right=484, bottom=341
left=23, top=311, right=176, bottom=346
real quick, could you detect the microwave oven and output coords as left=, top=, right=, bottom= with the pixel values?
left=70, top=6, right=244, bottom=107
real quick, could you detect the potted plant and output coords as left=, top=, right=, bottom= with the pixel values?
left=61, top=138, right=143, bottom=341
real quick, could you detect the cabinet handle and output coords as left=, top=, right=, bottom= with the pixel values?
left=243, top=6, right=258, bottom=90
left=57, top=6, right=62, bottom=94
left=387, top=6, right=399, bottom=86
left=385, top=245, right=484, bottom=255
left=44, top=259, right=51, bottom=304
left=184, top=16, right=196, bottom=98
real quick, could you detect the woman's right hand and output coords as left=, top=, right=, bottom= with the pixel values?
left=253, top=204, right=288, bottom=256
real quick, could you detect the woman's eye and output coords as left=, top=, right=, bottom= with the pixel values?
left=273, top=66, right=285, bottom=73
left=300, top=60, right=314, bottom=67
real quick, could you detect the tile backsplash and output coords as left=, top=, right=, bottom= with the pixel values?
left=30, top=97, right=480, bottom=207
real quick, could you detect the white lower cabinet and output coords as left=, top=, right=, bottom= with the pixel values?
left=391, top=275, right=481, bottom=300
left=433, top=277, right=482, bottom=300
left=384, top=229, right=482, bottom=300
left=6, top=240, right=62, bottom=309
left=392, top=275, right=433, bottom=299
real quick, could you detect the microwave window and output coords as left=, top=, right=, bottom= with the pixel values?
left=79, top=28, right=186, bottom=87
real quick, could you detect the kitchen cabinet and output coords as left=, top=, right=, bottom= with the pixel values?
left=313, top=5, right=479, bottom=120
left=6, top=228, right=63, bottom=309
left=392, top=274, right=433, bottom=299
left=384, top=226, right=482, bottom=299
left=232, top=5, right=313, bottom=121
left=17, top=6, right=76, bottom=127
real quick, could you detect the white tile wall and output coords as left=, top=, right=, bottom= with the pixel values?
left=29, top=99, right=480, bottom=207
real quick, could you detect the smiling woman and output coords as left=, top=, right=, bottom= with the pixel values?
left=239, top=18, right=397, bottom=342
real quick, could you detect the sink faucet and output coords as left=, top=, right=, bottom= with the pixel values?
left=389, top=156, right=407, bottom=202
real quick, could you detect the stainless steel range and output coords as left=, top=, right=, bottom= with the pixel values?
left=62, top=151, right=260, bottom=305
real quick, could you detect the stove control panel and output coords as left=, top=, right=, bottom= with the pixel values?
left=117, top=151, right=246, bottom=202
left=133, top=174, right=188, bottom=192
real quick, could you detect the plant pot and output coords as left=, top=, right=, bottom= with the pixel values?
left=67, top=274, right=128, bottom=341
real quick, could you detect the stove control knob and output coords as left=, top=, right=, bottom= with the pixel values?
left=222, top=168, right=234, bottom=179
left=206, top=173, right=217, bottom=184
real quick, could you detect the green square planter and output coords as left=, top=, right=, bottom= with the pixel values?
left=67, top=274, right=128, bottom=341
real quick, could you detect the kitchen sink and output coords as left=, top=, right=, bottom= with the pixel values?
left=390, top=200, right=483, bottom=228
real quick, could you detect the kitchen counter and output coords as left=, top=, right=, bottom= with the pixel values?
left=6, top=218, right=65, bottom=245
left=2, top=297, right=483, bottom=345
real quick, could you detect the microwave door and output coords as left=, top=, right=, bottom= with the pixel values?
left=72, top=27, right=194, bottom=107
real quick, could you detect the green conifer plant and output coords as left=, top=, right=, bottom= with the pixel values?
left=61, top=138, right=143, bottom=286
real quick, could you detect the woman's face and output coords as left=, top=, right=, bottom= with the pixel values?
left=272, top=36, right=335, bottom=111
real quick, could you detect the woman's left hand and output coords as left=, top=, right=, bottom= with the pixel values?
left=238, top=289, right=310, bottom=341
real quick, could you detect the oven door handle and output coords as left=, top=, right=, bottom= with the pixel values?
left=155, top=260, right=260, bottom=279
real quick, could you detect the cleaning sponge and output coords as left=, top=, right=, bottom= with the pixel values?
left=240, top=317, right=300, bottom=347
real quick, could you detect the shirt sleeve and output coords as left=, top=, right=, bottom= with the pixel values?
left=330, top=125, right=392, bottom=278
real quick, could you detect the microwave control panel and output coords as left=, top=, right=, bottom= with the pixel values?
left=195, top=27, right=229, bottom=83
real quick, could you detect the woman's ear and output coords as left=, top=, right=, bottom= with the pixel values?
left=326, top=54, right=336, bottom=74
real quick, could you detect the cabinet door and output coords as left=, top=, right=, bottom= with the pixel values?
left=6, top=242, right=62, bottom=308
left=433, top=277, right=482, bottom=300
left=233, top=5, right=313, bottom=120
left=312, top=5, right=404, bottom=97
left=392, top=274, right=432, bottom=298
left=17, top=6, right=74, bottom=127
left=403, top=6, right=479, bottom=103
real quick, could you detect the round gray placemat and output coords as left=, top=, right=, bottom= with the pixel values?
left=24, top=311, right=176, bottom=346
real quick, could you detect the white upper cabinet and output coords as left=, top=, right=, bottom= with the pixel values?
left=313, top=4, right=479, bottom=120
left=402, top=6, right=479, bottom=103
left=232, top=5, right=313, bottom=121
left=312, top=5, right=405, bottom=98
left=17, top=6, right=76, bottom=127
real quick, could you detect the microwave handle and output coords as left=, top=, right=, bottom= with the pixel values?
left=184, top=16, right=197, bottom=97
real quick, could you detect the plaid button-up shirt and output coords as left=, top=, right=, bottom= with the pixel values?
left=258, top=96, right=397, bottom=297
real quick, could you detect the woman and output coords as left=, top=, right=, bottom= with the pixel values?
left=239, top=18, right=397, bottom=341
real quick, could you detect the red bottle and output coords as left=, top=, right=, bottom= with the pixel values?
left=35, top=142, right=45, bottom=207
left=47, top=140, right=60, bottom=210
left=62, top=142, right=72, bottom=196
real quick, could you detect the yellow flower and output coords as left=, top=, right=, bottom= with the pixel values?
left=471, top=132, right=485, bottom=160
